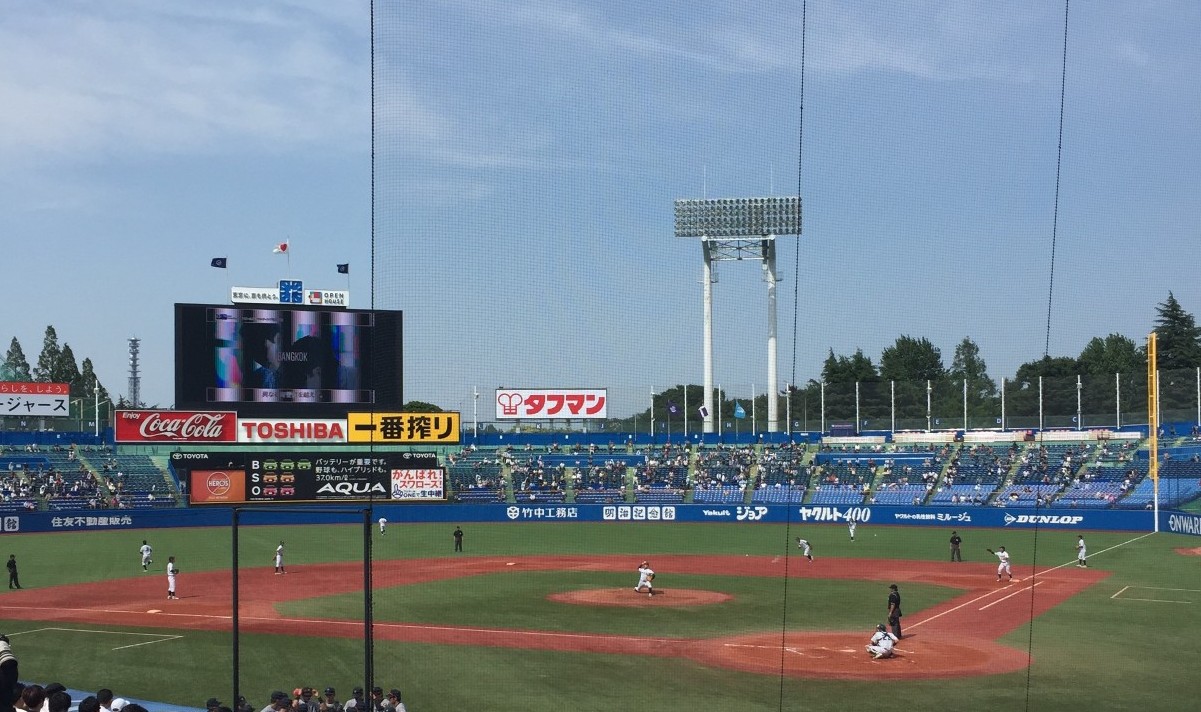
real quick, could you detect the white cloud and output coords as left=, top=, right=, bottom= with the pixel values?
left=0, top=1, right=370, bottom=166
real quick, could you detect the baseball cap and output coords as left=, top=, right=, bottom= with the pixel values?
left=301, top=688, right=314, bottom=697
left=351, top=688, right=363, bottom=696
left=387, top=690, right=401, bottom=700
left=270, top=692, right=288, bottom=703
left=207, top=699, right=222, bottom=708
left=371, top=687, right=382, bottom=696
left=323, top=688, right=335, bottom=696
left=111, top=699, right=129, bottom=712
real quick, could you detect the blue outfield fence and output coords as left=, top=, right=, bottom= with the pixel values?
left=2, top=502, right=1198, bottom=536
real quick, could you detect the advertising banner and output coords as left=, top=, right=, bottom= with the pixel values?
left=494, top=389, right=607, bottom=419
left=346, top=412, right=460, bottom=444
left=115, top=410, right=238, bottom=443
left=175, top=451, right=444, bottom=504
left=236, top=418, right=349, bottom=444
left=0, top=382, right=70, bottom=417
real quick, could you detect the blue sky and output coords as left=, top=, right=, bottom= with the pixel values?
left=2, top=1, right=1199, bottom=418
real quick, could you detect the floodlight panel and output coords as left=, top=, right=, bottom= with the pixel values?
left=674, top=196, right=801, bottom=237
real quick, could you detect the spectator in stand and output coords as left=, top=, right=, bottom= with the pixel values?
left=261, top=692, right=289, bottom=712
left=293, top=688, right=318, bottom=712
left=382, top=691, right=406, bottom=712
left=47, top=692, right=70, bottom=712
left=318, top=689, right=342, bottom=712
left=343, top=689, right=365, bottom=712
left=18, top=685, right=45, bottom=712
left=77, top=698, right=99, bottom=712
left=97, top=693, right=116, bottom=712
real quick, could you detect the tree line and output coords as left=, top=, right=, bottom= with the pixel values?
left=2, top=326, right=114, bottom=423
left=609, top=292, right=1201, bottom=431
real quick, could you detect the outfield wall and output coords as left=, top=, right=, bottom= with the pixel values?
left=2, top=504, right=1198, bottom=536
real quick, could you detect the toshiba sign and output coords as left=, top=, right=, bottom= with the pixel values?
left=236, top=418, right=348, bottom=444
left=115, top=410, right=238, bottom=443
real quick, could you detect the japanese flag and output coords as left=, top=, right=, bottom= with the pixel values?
left=273, top=241, right=289, bottom=254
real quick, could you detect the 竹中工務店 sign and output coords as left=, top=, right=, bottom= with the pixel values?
left=176, top=451, right=445, bottom=504
left=346, top=412, right=460, bottom=443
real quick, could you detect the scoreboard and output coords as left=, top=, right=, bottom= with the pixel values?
left=176, top=451, right=444, bottom=505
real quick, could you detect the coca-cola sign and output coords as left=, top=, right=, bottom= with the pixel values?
left=115, top=410, right=238, bottom=443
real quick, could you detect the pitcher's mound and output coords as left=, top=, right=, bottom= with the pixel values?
left=548, top=588, right=732, bottom=607
left=1175, top=546, right=1201, bottom=556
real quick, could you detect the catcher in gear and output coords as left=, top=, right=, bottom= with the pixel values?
left=635, top=561, right=656, bottom=596
left=866, top=623, right=899, bottom=659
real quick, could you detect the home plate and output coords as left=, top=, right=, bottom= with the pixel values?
left=148, top=609, right=163, bottom=614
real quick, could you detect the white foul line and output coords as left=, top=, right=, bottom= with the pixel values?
left=978, top=581, right=1043, bottom=610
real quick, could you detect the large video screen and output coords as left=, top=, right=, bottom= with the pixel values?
left=175, top=303, right=403, bottom=417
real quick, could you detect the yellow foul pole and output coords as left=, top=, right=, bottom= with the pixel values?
left=1147, top=332, right=1159, bottom=531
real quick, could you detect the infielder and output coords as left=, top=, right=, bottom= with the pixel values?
left=987, top=546, right=1013, bottom=581
left=378, top=517, right=387, bottom=536
left=796, top=538, right=813, bottom=562
left=866, top=623, right=899, bottom=660
left=274, top=541, right=286, bottom=574
left=848, top=520, right=857, bottom=541
left=139, top=540, right=153, bottom=571
left=1076, top=535, right=1088, bottom=568
left=634, top=561, right=655, bottom=596
left=166, top=556, right=178, bottom=600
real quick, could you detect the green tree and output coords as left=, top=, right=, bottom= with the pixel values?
left=879, top=335, right=945, bottom=382
left=402, top=401, right=443, bottom=412
left=57, top=344, right=83, bottom=391
left=941, top=337, right=1000, bottom=427
left=33, top=325, right=62, bottom=382
left=3, top=337, right=32, bottom=381
left=1153, top=292, right=1201, bottom=369
left=1007, top=355, right=1080, bottom=425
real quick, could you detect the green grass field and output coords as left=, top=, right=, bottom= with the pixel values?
left=1, top=521, right=1198, bottom=712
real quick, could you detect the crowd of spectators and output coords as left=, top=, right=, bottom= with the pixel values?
left=0, top=636, right=409, bottom=712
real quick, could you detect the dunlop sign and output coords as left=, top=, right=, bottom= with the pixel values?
left=347, top=412, right=461, bottom=444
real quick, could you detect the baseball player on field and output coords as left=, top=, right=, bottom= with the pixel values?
left=634, top=561, right=655, bottom=596
left=378, top=517, right=387, bottom=536
left=796, top=538, right=813, bottom=562
left=866, top=623, right=899, bottom=659
left=1076, top=535, right=1088, bottom=568
left=987, top=546, right=1013, bottom=581
left=166, top=556, right=178, bottom=599
left=274, top=541, right=286, bottom=574
left=848, top=520, right=857, bottom=541
left=140, top=540, right=153, bottom=571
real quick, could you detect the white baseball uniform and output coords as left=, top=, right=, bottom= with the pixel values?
left=635, top=565, right=655, bottom=592
left=275, top=543, right=285, bottom=573
left=866, top=629, right=898, bottom=658
left=1076, top=537, right=1087, bottom=566
left=995, top=549, right=1012, bottom=579
left=166, top=561, right=177, bottom=598
left=379, top=517, right=387, bottom=535
left=848, top=521, right=857, bottom=540
left=140, top=543, right=153, bottom=568
left=797, top=539, right=813, bottom=560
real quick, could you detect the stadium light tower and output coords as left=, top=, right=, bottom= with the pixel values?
left=674, top=197, right=801, bottom=433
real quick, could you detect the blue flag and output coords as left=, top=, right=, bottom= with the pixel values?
left=733, top=402, right=746, bottom=419
left=337, top=263, right=349, bottom=274
left=667, top=402, right=679, bottom=415
left=210, top=257, right=227, bottom=268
